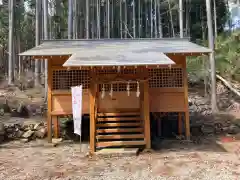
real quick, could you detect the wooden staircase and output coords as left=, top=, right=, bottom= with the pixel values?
left=95, top=111, right=145, bottom=150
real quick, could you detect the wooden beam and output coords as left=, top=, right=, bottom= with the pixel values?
left=97, top=128, right=143, bottom=134
left=96, top=140, right=145, bottom=148
left=96, top=122, right=142, bottom=127
left=182, top=57, right=190, bottom=140
left=98, top=111, right=140, bottom=116
left=97, top=117, right=140, bottom=122
left=143, top=80, right=151, bottom=149
left=96, top=134, right=144, bottom=140
left=89, top=72, right=97, bottom=154
left=47, top=59, right=52, bottom=143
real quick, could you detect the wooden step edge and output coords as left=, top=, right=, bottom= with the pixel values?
left=96, top=140, right=146, bottom=148
left=97, top=112, right=140, bottom=117
left=96, top=122, right=142, bottom=128
left=97, top=117, right=141, bottom=122
left=96, top=128, right=143, bottom=133
left=96, top=134, right=144, bottom=140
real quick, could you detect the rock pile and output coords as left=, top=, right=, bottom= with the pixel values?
left=0, top=121, right=47, bottom=143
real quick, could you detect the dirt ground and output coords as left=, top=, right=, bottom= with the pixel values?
left=1, top=138, right=240, bottom=180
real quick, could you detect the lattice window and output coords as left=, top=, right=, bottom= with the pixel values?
left=52, top=70, right=90, bottom=90
left=149, top=68, right=183, bottom=88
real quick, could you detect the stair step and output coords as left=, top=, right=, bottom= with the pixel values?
left=97, top=122, right=142, bottom=128
left=96, top=140, right=146, bottom=148
left=96, top=134, right=144, bottom=140
left=97, top=117, right=141, bottom=122
left=98, top=112, right=140, bottom=117
left=96, top=128, right=143, bottom=134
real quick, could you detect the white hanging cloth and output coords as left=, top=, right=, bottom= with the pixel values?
left=101, top=84, right=105, bottom=99
left=136, top=81, right=140, bottom=97
left=127, top=81, right=130, bottom=96
left=109, top=84, right=113, bottom=97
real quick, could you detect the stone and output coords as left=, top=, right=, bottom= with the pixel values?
left=5, top=127, right=14, bottom=133
left=20, top=138, right=29, bottom=143
left=227, top=124, right=240, bottom=135
left=22, top=130, right=34, bottom=139
left=15, top=130, right=24, bottom=138
left=0, top=108, right=4, bottom=116
left=191, top=125, right=203, bottom=136
left=34, top=127, right=47, bottom=138
left=0, top=135, right=4, bottom=143
left=33, top=123, right=42, bottom=130
left=202, top=124, right=215, bottom=135
left=0, top=123, right=5, bottom=136
left=52, top=138, right=63, bottom=146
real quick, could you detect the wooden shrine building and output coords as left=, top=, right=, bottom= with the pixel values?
left=20, top=39, right=211, bottom=154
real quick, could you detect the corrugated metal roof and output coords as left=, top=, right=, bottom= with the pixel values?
left=63, top=52, right=175, bottom=67
left=19, top=38, right=212, bottom=57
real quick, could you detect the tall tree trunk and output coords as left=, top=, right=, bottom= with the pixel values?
left=157, top=0, right=163, bottom=38
left=17, top=37, right=21, bottom=80
left=154, top=0, right=157, bottom=38
left=185, top=0, right=190, bottom=37
left=120, top=0, right=122, bottom=38
left=124, top=1, right=127, bottom=38
left=150, top=0, right=153, bottom=38
left=8, top=0, right=14, bottom=85
left=213, top=0, right=217, bottom=43
left=43, top=0, right=48, bottom=103
left=107, top=0, right=110, bottom=38
left=138, top=0, right=141, bottom=38
left=35, top=0, right=40, bottom=87
left=132, top=0, right=136, bottom=38
left=86, top=0, right=89, bottom=39
left=68, top=0, right=73, bottom=39
left=206, top=0, right=217, bottom=113
left=168, top=0, right=175, bottom=37
left=73, top=0, right=77, bottom=39
left=179, top=0, right=183, bottom=38
left=97, top=0, right=100, bottom=38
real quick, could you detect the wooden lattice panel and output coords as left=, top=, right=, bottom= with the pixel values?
left=52, top=69, right=90, bottom=90
left=148, top=68, right=183, bottom=88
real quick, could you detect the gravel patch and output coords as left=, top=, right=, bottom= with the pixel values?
left=0, top=140, right=240, bottom=180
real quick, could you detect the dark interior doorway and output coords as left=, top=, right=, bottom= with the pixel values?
left=59, top=115, right=90, bottom=142
left=150, top=112, right=184, bottom=139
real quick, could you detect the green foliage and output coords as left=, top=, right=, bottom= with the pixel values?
left=187, top=30, right=240, bottom=81
left=215, top=30, right=240, bottom=79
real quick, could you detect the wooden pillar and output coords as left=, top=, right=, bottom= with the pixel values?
left=47, top=59, right=52, bottom=143
left=89, top=73, right=97, bottom=154
left=143, top=80, right=151, bottom=149
left=183, top=57, right=190, bottom=140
